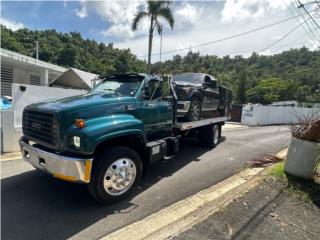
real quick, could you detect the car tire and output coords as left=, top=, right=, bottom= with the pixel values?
left=186, top=97, right=201, bottom=121
left=88, top=146, right=142, bottom=204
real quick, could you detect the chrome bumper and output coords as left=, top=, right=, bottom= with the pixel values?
left=19, top=140, right=93, bottom=183
left=177, top=101, right=190, bottom=116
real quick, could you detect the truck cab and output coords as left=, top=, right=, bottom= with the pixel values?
left=20, top=73, right=228, bottom=204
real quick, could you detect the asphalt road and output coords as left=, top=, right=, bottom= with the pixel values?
left=1, top=125, right=290, bottom=240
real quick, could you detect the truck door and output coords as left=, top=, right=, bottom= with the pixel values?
left=157, top=80, right=173, bottom=131
left=139, top=79, right=164, bottom=135
left=203, top=75, right=220, bottom=111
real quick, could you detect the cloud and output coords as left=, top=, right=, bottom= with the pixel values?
left=175, top=2, right=203, bottom=26
left=1, top=17, right=24, bottom=31
left=75, top=3, right=88, bottom=19
left=221, top=0, right=290, bottom=22
left=79, top=0, right=147, bottom=39
left=79, top=1, right=203, bottom=40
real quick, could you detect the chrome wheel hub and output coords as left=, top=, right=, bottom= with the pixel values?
left=103, top=158, right=136, bottom=196
left=191, top=102, right=200, bottom=118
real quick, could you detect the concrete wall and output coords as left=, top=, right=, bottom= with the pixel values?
left=13, top=68, right=30, bottom=84
left=0, top=111, right=22, bottom=152
left=241, top=104, right=320, bottom=126
left=1, top=84, right=85, bottom=153
left=12, top=83, right=85, bottom=127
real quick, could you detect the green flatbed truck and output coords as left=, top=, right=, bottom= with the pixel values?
left=20, top=73, right=230, bottom=204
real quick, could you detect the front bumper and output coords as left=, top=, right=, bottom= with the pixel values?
left=19, top=139, right=93, bottom=183
left=176, top=101, right=190, bottom=117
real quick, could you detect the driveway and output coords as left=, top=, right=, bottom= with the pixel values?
left=1, top=125, right=290, bottom=240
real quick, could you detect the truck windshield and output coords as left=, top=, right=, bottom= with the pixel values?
left=92, top=78, right=142, bottom=97
left=173, top=73, right=202, bottom=84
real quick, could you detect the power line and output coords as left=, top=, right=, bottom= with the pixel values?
left=298, top=0, right=320, bottom=28
left=258, top=15, right=310, bottom=53
left=139, top=11, right=314, bottom=58
left=281, top=0, right=315, bottom=41
left=295, top=0, right=320, bottom=41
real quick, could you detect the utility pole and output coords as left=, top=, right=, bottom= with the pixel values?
left=35, top=40, right=39, bottom=60
left=297, top=0, right=320, bottom=29
left=159, top=24, right=163, bottom=63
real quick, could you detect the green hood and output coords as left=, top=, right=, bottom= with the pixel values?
left=26, top=92, right=135, bottom=114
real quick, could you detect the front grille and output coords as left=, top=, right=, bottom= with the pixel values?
left=23, top=110, right=58, bottom=147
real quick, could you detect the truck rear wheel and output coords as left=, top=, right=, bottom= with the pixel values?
left=88, top=146, right=142, bottom=204
left=198, top=124, right=221, bottom=148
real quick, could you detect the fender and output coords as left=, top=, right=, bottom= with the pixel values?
left=188, top=89, right=203, bottom=101
left=65, top=114, right=146, bottom=154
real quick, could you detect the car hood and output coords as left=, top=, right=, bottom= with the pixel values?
left=25, top=92, right=135, bottom=114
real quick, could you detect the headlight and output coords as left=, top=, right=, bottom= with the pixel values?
left=73, top=136, right=81, bottom=148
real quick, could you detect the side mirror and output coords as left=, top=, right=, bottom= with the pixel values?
left=204, top=81, right=217, bottom=89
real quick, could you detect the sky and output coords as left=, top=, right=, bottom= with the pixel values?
left=1, top=0, right=319, bottom=62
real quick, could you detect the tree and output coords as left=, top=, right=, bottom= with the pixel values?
left=132, top=0, right=174, bottom=73
left=246, top=78, right=289, bottom=104
left=237, top=70, right=247, bottom=104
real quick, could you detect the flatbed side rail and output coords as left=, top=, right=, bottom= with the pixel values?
left=173, top=117, right=228, bottom=131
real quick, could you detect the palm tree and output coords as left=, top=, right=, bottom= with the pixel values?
left=132, top=1, right=174, bottom=73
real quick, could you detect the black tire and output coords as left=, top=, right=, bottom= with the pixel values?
left=198, top=124, right=220, bottom=148
left=88, top=146, right=142, bottom=204
left=186, top=97, right=201, bottom=121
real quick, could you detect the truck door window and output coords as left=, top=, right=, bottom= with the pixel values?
left=145, top=80, right=162, bottom=101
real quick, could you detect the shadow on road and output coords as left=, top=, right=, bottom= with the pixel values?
left=2, top=138, right=220, bottom=240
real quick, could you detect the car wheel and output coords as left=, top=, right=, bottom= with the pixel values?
left=186, top=97, right=201, bottom=121
left=88, top=146, right=142, bottom=204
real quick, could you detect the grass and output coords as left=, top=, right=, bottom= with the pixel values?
left=269, top=162, right=320, bottom=204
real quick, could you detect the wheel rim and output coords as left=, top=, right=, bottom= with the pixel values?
left=103, top=158, right=137, bottom=196
left=191, top=101, right=200, bottom=119
left=213, top=127, right=219, bottom=145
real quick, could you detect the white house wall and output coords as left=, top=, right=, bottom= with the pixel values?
left=12, top=83, right=85, bottom=127
left=241, top=105, right=320, bottom=126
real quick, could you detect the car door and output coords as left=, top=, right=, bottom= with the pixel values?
left=202, top=75, right=219, bottom=111
left=139, top=78, right=172, bottom=136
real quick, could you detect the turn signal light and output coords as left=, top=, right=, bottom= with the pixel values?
left=75, top=119, right=86, bottom=129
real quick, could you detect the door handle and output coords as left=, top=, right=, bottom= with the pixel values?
left=125, top=105, right=136, bottom=110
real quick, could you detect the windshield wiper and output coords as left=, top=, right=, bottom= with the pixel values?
left=103, top=89, right=121, bottom=96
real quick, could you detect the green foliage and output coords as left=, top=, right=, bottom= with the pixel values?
left=1, top=25, right=147, bottom=75
left=157, top=49, right=320, bottom=104
left=246, top=78, right=288, bottom=104
left=2, top=24, right=319, bottom=104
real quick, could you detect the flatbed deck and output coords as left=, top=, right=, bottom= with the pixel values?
left=173, top=117, right=228, bottom=131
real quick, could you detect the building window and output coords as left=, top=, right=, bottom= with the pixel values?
left=1, top=66, right=13, bottom=96
left=29, top=73, right=41, bottom=85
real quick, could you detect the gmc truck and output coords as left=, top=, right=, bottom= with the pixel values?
left=20, top=73, right=230, bottom=204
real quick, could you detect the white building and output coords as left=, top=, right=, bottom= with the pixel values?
left=0, top=48, right=99, bottom=153
left=1, top=48, right=99, bottom=96
left=1, top=48, right=67, bottom=96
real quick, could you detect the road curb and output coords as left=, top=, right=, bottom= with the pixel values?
left=101, top=148, right=288, bottom=240
left=0, top=152, right=22, bottom=162
left=100, top=168, right=266, bottom=240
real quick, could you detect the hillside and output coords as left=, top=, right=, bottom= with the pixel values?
left=1, top=25, right=319, bottom=104
left=1, top=25, right=147, bottom=75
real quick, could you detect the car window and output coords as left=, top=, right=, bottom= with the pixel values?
left=173, top=73, right=202, bottom=84
left=144, top=79, right=162, bottom=101
left=92, top=77, right=142, bottom=97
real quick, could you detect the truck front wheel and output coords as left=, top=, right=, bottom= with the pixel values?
left=88, top=146, right=142, bottom=204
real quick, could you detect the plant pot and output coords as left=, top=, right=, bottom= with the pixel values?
left=284, top=137, right=320, bottom=179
